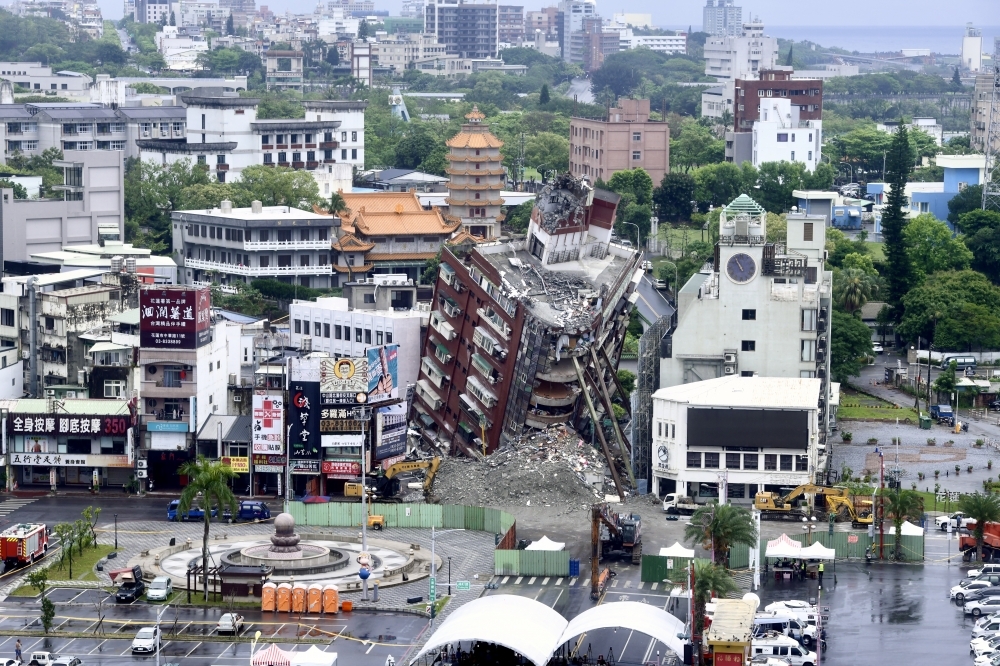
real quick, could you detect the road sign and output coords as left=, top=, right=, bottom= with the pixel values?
left=429, top=576, right=436, bottom=602
left=456, top=581, right=471, bottom=591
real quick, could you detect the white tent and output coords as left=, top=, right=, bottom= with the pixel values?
left=525, top=536, right=566, bottom=551
left=561, top=602, right=687, bottom=659
left=765, top=534, right=802, bottom=559
left=291, top=647, right=337, bottom=666
left=658, top=542, right=695, bottom=558
left=799, top=541, right=835, bottom=560
left=892, top=520, right=924, bottom=536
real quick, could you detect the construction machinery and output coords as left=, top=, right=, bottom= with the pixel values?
left=825, top=496, right=874, bottom=528
left=590, top=503, right=642, bottom=600
left=345, top=457, right=441, bottom=501
left=754, top=484, right=852, bottom=520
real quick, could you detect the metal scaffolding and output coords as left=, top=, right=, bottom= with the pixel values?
left=632, top=312, right=675, bottom=495
left=984, top=37, right=1000, bottom=212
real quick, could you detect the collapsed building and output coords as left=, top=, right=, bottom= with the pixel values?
left=413, top=173, right=643, bottom=495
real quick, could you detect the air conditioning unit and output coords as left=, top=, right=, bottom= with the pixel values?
left=724, top=366, right=735, bottom=375
left=724, top=353, right=737, bottom=364
left=233, top=394, right=242, bottom=402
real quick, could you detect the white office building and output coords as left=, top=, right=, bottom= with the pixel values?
left=618, top=31, right=687, bottom=55
left=651, top=376, right=822, bottom=503
left=962, top=23, right=983, bottom=72
left=751, top=98, right=822, bottom=171
left=702, top=0, right=741, bottom=36
left=659, top=195, right=832, bottom=433
left=702, top=19, right=778, bottom=118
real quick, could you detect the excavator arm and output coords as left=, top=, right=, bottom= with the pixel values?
left=780, top=483, right=849, bottom=505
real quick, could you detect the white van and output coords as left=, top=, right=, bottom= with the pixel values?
left=753, top=612, right=812, bottom=643
left=970, top=565, right=1000, bottom=578
left=752, top=633, right=817, bottom=666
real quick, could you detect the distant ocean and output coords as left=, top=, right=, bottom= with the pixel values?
left=764, top=25, right=1000, bottom=55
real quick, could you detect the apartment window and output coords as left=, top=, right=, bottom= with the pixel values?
left=687, top=452, right=701, bottom=468
left=294, top=319, right=301, bottom=334
left=632, top=131, right=641, bottom=141
left=800, top=370, right=817, bottom=378
left=104, top=379, right=126, bottom=398
left=780, top=455, right=793, bottom=471
left=0, top=308, right=12, bottom=327
left=217, top=154, right=226, bottom=165
left=201, top=113, right=206, bottom=130
left=726, top=453, right=741, bottom=469
left=802, top=309, right=817, bottom=331
left=260, top=256, right=269, bottom=267
left=796, top=455, right=809, bottom=472
left=300, top=228, right=310, bottom=241
left=808, top=150, right=813, bottom=161
left=364, top=294, right=375, bottom=304
left=335, top=325, right=342, bottom=340
left=262, top=135, right=271, bottom=145
left=292, top=152, right=301, bottom=163
left=791, top=151, right=796, bottom=161
left=341, top=132, right=347, bottom=142
left=764, top=454, right=777, bottom=470
left=318, top=228, right=328, bottom=241
left=801, top=339, right=816, bottom=362
left=307, top=151, right=315, bottom=162
left=259, top=229, right=270, bottom=241
left=365, top=329, right=372, bottom=344
left=278, top=152, right=287, bottom=163
left=741, top=340, right=755, bottom=352
left=351, top=131, right=357, bottom=141
left=803, top=222, right=813, bottom=241
left=276, top=135, right=285, bottom=144
left=704, top=452, right=720, bottom=469
left=355, top=327, right=362, bottom=343
left=197, top=155, right=206, bottom=164
left=300, top=256, right=310, bottom=266
left=777, top=133, right=788, bottom=142
left=341, top=149, right=347, bottom=160
left=376, top=330, right=384, bottom=345
left=742, top=309, right=756, bottom=320
left=386, top=332, right=392, bottom=343
left=743, top=453, right=758, bottom=470
left=632, top=151, right=641, bottom=160
left=741, top=371, right=755, bottom=377
left=318, top=254, right=328, bottom=266
left=290, top=134, right=299, bottom=144
left=351, top=149, right=357, bottom=160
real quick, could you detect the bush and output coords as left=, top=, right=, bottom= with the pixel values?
left=927, top=438, right=936, bottom=446
left=841, top=431, right=853, bottom=442
left=867, top=437, right=878, bottom=445
left=251, top=278, right=328, bottom=301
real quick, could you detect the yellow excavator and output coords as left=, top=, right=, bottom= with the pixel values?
left=826, top=495, right=874, bottom=528
left=754, top=484, right=853, bottom=520
left=344, top=457, right=441, bottom=501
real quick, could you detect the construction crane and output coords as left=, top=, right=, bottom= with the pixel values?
left=753, top=484, right=852, bottom=520
left=590, top=503, right=642, bottom=600
left=345, top=457, right=441, bottom=501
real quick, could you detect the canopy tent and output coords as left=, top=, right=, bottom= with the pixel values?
left=409, top=597, right=689, bottom=666
left=525, top=536, right=566, bottom=551
left=765, top=534, right=802, bottom=559
left=253, top=645, right=292, bottom=666
left=892, top=520, right=924, bottom=536
left=658, top=542, right=695, bottom=558
left=799, top=541, right=835, bottom=560
left=290, top=646, right=337, bottom=666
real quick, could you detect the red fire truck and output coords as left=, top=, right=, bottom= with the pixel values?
left=0, top=523, right=48, bottom=568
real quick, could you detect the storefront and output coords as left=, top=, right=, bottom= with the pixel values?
left=321, top=433, right=364, bottom=496
left=251, top=454, right=285, bottom=496
left=289, top=459, right=321, bottom=498
left=146, top=449, right=192, bottom=490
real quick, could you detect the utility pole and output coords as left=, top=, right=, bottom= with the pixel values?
left=28, top=276, right=38, bottom=398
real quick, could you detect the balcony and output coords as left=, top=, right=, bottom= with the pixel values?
left=430, top=311, right=457, bottom=341
left=477, top=307, right=511, bottom=340
left=262, top=144, right=274, bottom=150
left=525, top=408, right=574, bottom=429
left=144, top=408, right=188, bottom=423
left=306, top=161, right=319, bottom=169
left=421, top=356, right=450, bottom=389
left=141, top=378, right=197, bottom=398
left=185, top=257, right=331, bottom=277
left=416, top=379, right=444, bottom=411
left=440, top=295, right=461, bottom=319
left=242, top=239, right=331, bottom=251
left=466, top=375, right=498, bottom=409
left=472, top=326, right=507, bottom=362
left=530, top=380, right=580, bottom=408
left=471, top=352, right=501, bottom=385
left=433, top=342, right=453, bottom=365
left=217, top=164, right=229, bottom=171
left=319, top=141, right=339, bottom=150
left=536, top=358, right=577, bottom=383
left=459, top=393, right=493, bottom=430
left=291, top=144, right=303, bottom=149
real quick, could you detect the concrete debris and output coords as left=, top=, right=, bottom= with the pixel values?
left=430, top=424, right=612, bottom=509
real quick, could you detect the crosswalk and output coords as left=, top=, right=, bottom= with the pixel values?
left=494, top=575, right=669, bottom=591
left=0, top=498, right=38, bottom=518
left=500, top=576, right=580, bottom=587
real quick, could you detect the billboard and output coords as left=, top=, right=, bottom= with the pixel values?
left=9, top=414, right=130, bottom=436
left=687, top=408, right=810, bottom=450
left=375, top=403, right=407, bottom=460
left=367, top=345, right=399, bottom=404
left=289, top=381, right=321, bottom=458
left=139, top=286, right=211, bottom=349
left=318, top=345, right=399, bottom=405
left=321, top=460, right=361, bottom=478
left=252, top=394, right=284, bottom=454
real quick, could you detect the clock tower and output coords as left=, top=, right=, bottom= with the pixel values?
left=718, top=194, right=767, bottom=288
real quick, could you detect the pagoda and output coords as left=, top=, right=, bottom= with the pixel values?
left=444, top=106, right=505, bottom=240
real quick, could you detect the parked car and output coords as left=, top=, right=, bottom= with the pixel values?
left=28, top=654, right=61, bottom=666
left=952, top=579, right=998, bottom=601
left=166, top=500, right=218, bottom=522
left=973, top=634, right=1000, bottom=658
left=975, top=654, right=1000, bottom=666
left=217, top=613, right=244, bottom=635
left=962, top=587, right=1000, bottom=603
left=642, top=260, right=653, bottom=272
left=620, top=239, right=634, bottom=249
left=146, top=576, right=172, bottom=601
left=115, top=565, right=145, bottom=603
left=750, top=633, right=816, bottom=666
left=967, top=597, right=1000, bottom=616
left=872, top=343, right=884, bottom=354
left=972, top=617, right=1000, bottom=638
left=969, top=564, right=1000, bottom=578
left=990, top=399, right=1000, bottom=411
left=930, top=404, right=955, bottom=423
left=223, top=501, right=271, bottom=522
left=936, top=511, right=975, bottom=531
left=654, top=279, right=667, bottom=290
left=49, top=658, right=79, bottom=666
left=131, top=627, right=159, bottom=654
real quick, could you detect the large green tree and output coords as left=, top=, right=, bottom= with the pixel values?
left=692, top=162, right=748, bottom=210
left=880, top=122, right=915, bottom=323
left=652, top=172, right=695, bottom=222
left=830, top=310, right=874, bottom=380
left=524, top=132, right=569, bottom=173
left=897, top=270, right=1000, bottom=350
left=235, top=165, right=320, bottom=208
left=833, top=268, right=878, bottom=314
left=879, top=488, right=923, bottom=561
left=671, top=120, right=724, bottom=172
left=684, top=502, right=757, bottom=566
left=902, top=213, right=972, bottom=281
left=966, top=226, right=1000, bottom=284
left=958, top=209, right=1000, bottom=236
left=692, top=562, right=739, bottom=663
left=948, top=184, right=983, bottom=225
left=178, top=457, right=238, bottom=601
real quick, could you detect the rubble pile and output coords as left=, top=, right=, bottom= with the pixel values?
left=431, top=424, right=610, bottom=509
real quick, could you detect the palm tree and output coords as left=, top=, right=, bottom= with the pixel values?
left=692, top=560, right=739, bottom=663
left=834, top=267, right=878, bottom=314
left=959, top=492, right=1000, bottom=562
left=685, top=502, right=758, bottom=567
left=878, top=488, right=923, bottom=560
left=178, top=457, right=239, bottom=601
left=328, top=191, right=350, bottom=218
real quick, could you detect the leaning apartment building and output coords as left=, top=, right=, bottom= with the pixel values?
left=413, top=173, right=642, bottom=456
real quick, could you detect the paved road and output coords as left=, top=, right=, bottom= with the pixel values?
left=565, top=78, right=594, bottom=104
left=633, top=270, right=675, bottom=327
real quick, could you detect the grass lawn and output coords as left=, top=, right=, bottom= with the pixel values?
left=838, top=387, right=919, bottom=423
left=866, top=241, right=885, bottom=261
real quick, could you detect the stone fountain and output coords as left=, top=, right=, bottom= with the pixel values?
left=222, top=512, right=360, bottom=574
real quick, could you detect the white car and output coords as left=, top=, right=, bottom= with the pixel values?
left=970, top=565, right=1000, bottom=578
left=968, top=597, right=1000, bottom=616
left=973, top=635, right=1000, bottom=657
left=936, top=512, right=976, bottom=530
left=952, top=580, right=996, bottom=601
left=872, top=343, right=884, bottom=354
left=973, top=617, right=1000, bottom=638
left=131, top=627, right=159, bottom=653
left=975, top=652, right=1000, bottom=666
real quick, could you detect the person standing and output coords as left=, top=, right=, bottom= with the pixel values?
left=15, top=639, right=21, bottom=663
left=818, top=562, right=825, bottom=588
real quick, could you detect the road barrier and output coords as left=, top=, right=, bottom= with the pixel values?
left=728, top=531, right=924, bottom=568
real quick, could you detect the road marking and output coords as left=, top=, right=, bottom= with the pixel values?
left=528, top=577, right=536, bottom=584
left=638, top=582, right=645, bottom=589
left=624, top=580, right=632, bottom=589
left=542, top=577, right=550, bottom=585
left=67, top=590, right=89, bottom=604
left=185, top=642, right=202, bottom=657
left=569, top=578, right=577, bottom=586
left=366, top=643, right=375, bottom=654
left=0, top=499, right=38, bottom=517
left=179, top=621, right=193, bottom=634
left=611, top=579, right=618, bottom=588
left=270, top=623, right=285, bottom=638
left=332, top=625, right=348, bottom=642
left=547, top=588, right=565, bottom=609
left=651, top=583, right=658, bottom=590
left=60, top=638, right=77, bottom=652
left=515, top=577, right=523, bottom=584
left=501, top=576, right=509, bottom=584
left=217, top=643, right=234, bottom=657
left=119, top=645, right=133, bottom=656
left=555, top=578, right=563, bottom=586
left=88, top=640, right=107, bottom=654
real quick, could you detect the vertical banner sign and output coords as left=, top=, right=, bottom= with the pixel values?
left=289, top=382, right=321, bottom=458
left=252, top=395, right=285, bottom=454
left=139, top=286, right=211, bottom=349
left=367, top=345, right=399, bottom=403
left=375, top=403, right=407, bottom=461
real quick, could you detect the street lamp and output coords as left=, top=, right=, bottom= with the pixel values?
left=624, top=221, right=642, bottom=252
left=429, top=527, right=464, bottom=628
left=251, top=630, right=262, bottom=666
left=155, top=604, right=169, bottom=666
left=447, top=556, right=452, bottom=596
left=114, top=513, right=118, bottom=551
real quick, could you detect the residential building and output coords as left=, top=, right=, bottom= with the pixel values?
left=651, top=376, right=822, bottom=503
left=5, top=397, right=136, bottom=489
left=219, top=0, right=255, bottom=26
left=176, top=0, right=230, bottom=31
left=135, top=0, right=170, bottom=23
left=0, top=288, right=22, bottom=398
left=411, top=55, right=527, bottom=77
left=526, top=7, right=558, bottom=41
left=332, top=190, right=460, bottom=284
left=116, top=107, right=189, bottom=161
left=569, top=98, right=671, bottom=185
left=444, top=106, right=505, bottom=240
left=963, top=23, right=983, bottom=72
left=314, top=163, right=354, bottom=199
left=288, top=280, right=427, bottom=392
left=867, top=155, right=987, bottom=221
left=701, top=19, right=778, bottom=118
left=743, top=98, right=822, bottom=172
left=173, top=200, right=336, bottom=289
left=27, top=240, right=178, bottom=284
left=878, top=117, right=943, bottom=147
left=136, top=285, right=241, bottom=490
left=972, top=72, right=997, bottom=154
left=350, top=42, right=373, bottom=87
left=302, top=100, right=367, bottom=171
left=400, top=0, right=425, bottom=17
left=413, top=173, right=640, bottom=455
left=731, top=70, right=822, bottom=132
left=658, top=196, right=832, bottom=445
left=0, top=151, right=124, bottom=266
left=576, top=18, right=620, bottom=72
left=372, top=33, right=447, bottom=73
left=0, top=62, right=92, bottom=94
left=425, top=0, right=499, bottom=59
left=498, top=5, right=524, bottom=44
left=155, top=26, right=210, bottom=70
left=556, top=0, right=597, bottom=65
left=521, top=29, right=561, bottom=58
left=702, top=0, right=741, bottom=36
left=361, top=168, right=449, bottom=192
left=265, top=51, right=305, bottom=92
left=618, top=31, right=687, bottom=55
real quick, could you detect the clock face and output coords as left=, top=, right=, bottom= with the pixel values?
left=658, top=445, right=669, bottom=462
left=726, top=252, right=757, bottom=284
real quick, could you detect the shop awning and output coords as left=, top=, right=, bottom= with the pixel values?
left=89, top=341, right=130, bottom=353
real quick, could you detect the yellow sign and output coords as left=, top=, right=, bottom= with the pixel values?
left=222, top=456, right=250, bottom=473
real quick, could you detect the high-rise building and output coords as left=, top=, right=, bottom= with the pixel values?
left=444, top=106, right=505, bottom=240
left=962, top=23, right=983, bottom=72
left=526, top=7, right=558, bottom=41
left=701, top=19, right=778, bottom=118
left=973, top=71, right=1000, bottom=154
left=425, top=0, right=499, bottom=59
left=702, top=0, right=741, bottom=36
left=569, top=99, right=670, bottom=185
left=556, top=0, right=596, bottom=64
left=498, top=5, right=524, bottom=44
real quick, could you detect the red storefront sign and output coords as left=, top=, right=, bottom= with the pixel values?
left=713, top=652, right=744, bottom=666
left=139, top=286, right=211, bottom=349
left=252, top=454, right=287, bottom=466
left=321, top=461, right=361, bottom=479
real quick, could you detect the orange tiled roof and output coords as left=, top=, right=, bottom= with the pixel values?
left=354, top=209, right=461, bottom=236
left=367, top=252, right=439, bottom=261
left=445, top=167, right=506, bottom=176
left=445, top=133, right=504, bottom=149
left=332, top=233, right=375, bottom=252
left=322, top=191, right=427, bottom=234
left=332, top=264, right=374, bottom=273
left=465, top=105, right=486, bottom=121
left=448, top=230, right=489, bottom=245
